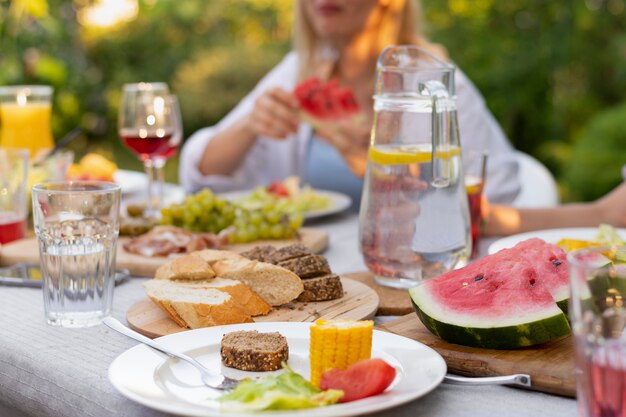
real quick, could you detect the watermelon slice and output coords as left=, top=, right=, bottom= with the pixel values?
left=409, top=239, right=571, bottom=349
left=294, top=77, right=360, bottom=122
left=502, top=238, right=570, bottom=313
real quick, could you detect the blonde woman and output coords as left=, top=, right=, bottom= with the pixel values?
left=180, top=0, right=520, bottom=208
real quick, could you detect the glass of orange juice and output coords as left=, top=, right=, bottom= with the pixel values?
left=0, top=85, right=54, bottom=159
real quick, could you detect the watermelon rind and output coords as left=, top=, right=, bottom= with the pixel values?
left=409, top=286, right=571, bottom=349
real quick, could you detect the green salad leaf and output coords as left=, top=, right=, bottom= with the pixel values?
left=218, top=364, right=343, bottom=412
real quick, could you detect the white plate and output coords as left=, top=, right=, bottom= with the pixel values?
left=488, top=227, right=626, bottom=255
left=108, top=322, right=446, bottom=417
left=113, top=169, right=147, bottom=195
left=220, top=189, right=352, bottom=220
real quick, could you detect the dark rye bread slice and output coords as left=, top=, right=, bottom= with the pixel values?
left=240, top=245, right=277, bottom=263
left=267, top=244, right=313, bottom=264
left=297, top=274, right=344, bottom=302
left=220, top=330, right=288, bottom=372
left=277, top=254, right=331, bottom=279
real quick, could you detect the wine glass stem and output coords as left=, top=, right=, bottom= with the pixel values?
left=143, top=159, right=157, bottom=217
left=153, top=157, right=166, bottom=212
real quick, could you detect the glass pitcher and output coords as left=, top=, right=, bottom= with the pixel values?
left=359, top=45, right=471, bottom=289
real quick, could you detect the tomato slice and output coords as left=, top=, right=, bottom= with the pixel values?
left=320, top=358, right=396, bottom=403
left=267, top=181, right=290, bottom=197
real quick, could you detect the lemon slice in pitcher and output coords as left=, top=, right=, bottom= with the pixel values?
left=369, top=145, right=460, bottom=165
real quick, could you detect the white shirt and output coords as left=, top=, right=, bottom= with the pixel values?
left=180, top=52, right=520, bottom=204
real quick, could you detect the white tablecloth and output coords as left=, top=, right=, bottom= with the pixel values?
left=0, top=212, right=577, bottom=417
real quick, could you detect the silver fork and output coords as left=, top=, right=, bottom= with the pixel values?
left=103, top=317, right=239, bottom=391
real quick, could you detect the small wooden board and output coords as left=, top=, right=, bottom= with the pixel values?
left=0, top=227, right=328, bottom=277
left=377, top=313, right=576, bottom=397
left=127, top=277, right=379, bottom=338
left=344, top=271, right=414, bottom=316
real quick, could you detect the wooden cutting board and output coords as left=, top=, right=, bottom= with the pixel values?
left=0, top=227, right=328, bottom=277
left=344, top=271, right=414, bottom=316
left=126, top=277, right=379, bottom=338
left=377, top=313, right=576, bottom=397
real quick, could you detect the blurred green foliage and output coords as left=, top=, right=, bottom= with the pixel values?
left=423, top=0, right=626, bottom=201
left=1, top=0, right=625, bottom=201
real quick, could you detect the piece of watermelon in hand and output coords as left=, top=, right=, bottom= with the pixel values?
left=320, top=358, right=396, bottom=403
left=294, top=77, right=360, bottom=125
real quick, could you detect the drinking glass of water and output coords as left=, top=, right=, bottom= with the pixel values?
left=32, top=181, right=121, bottom=327
left=568, top=247, right=626, bottom=417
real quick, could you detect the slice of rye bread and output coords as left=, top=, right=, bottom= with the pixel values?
left=154, top=252, right=216, bottom=281
left=277, top=254, right=331, bottom=279
left=144, top=279, right=271, bottom=317
left=221, top=330, right=288, bottom=372
left=266, top=244, right=313, bottom=264
left=240, top=245, right=277, bottom=263
left=144, top=280, right=253, bottom=328
left=296, top=274, right=344, bottom=302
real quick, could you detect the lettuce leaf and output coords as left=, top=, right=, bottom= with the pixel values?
left=218, top=365, right=343, bottom=412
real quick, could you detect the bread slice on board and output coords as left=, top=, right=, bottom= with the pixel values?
left=145, top=278, right=271, bottom=317
left=210, top=258, right=303, bottom=306
left=144, top=280, right=253, bottom=328
left=297, top=274, right=344, bottom=302
left=154, top=252, right=215, bottom=281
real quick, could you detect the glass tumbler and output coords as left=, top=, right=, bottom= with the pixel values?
left=568, top=247, right=626, bottom=417
left=32, top=181, right=121, bottom=327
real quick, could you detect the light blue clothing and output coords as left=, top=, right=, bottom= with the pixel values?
left=304, top=137, right=363, bottom=212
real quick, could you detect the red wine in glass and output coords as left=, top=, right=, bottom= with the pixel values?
left=120, top=128, right=175, bottom=161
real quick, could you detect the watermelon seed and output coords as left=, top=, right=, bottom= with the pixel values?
left=529, top=278, right=536, bottom=285
left=552, top=260, right=562, bottom=266
left=474, top=275, right=484, bottom=281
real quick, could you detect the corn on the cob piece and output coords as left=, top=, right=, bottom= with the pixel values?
left=309, top=319, right=374, bottom=386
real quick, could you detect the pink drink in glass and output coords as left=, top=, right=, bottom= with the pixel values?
left=576, top=340, right=626, bottom=417
left=0, top=212, right=26, bottom=244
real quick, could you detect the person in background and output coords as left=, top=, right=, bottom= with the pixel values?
left=484, top=181, right=626, bottom=235
left=179, top=0, right=520, bottom=208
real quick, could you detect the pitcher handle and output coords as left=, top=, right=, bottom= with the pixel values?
left=420, top=80, right=456, bottom=188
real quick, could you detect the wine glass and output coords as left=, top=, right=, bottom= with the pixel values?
left=118, top=83, right=179, bottom=216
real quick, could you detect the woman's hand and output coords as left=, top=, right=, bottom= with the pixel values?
left=595, top=181, right=626, bottom=228
left=245, top=87, right=300, bottom=140
left=315, top=117, right=371, bottom=177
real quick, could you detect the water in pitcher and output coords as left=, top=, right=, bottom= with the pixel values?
left=359, top=96, right=470, bottom=288
left=39, top=219, right=117, bottom=327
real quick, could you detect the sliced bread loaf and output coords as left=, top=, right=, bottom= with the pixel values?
left=144, top=280, right=253, bottom=329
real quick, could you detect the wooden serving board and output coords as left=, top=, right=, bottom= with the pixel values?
left=127, top=277, right=379, bottom=338
left=0, top=227, right=328, bottom=277
left=344, top=271, right=414, bottom=316
left=377, top=313, right=576, bottom=397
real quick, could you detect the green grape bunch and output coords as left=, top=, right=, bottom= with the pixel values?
left=160, top=189, right=305, bottom=243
